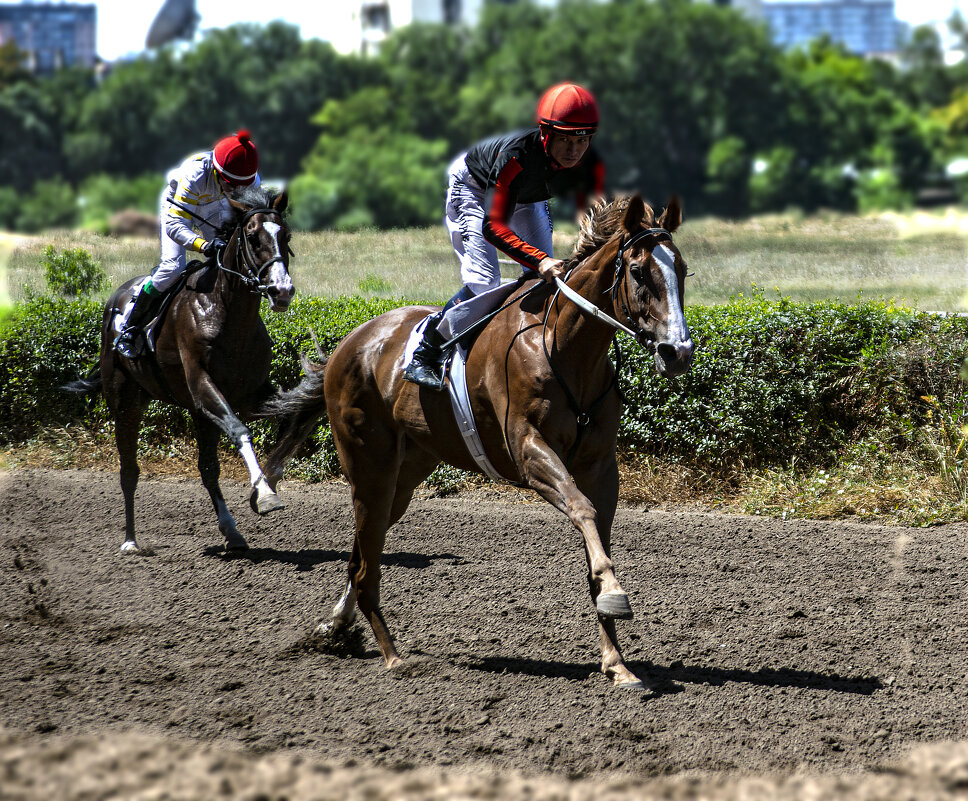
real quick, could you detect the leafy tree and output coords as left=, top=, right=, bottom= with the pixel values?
left=459, top=0, right=788, bottom=214
left=16, top=178, right=77, bottom=232
left=0, top=41, right=29, bottom=88
left=295, top=87, right=448, bottom=229
left=897, top=25, right=956, bottom=110
left=376, top=23, right=471, bottom=154
left=66, top=51, right=182, bottom=177
left=78, top=172, right=163, bottom=230
left=0, top=81, right=63, bottom=191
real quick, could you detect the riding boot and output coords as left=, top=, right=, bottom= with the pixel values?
left=403, top=310, right=448, bottom=390
left=114, top=281, right=162, bottom=359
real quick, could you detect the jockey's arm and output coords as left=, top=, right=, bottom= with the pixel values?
left=481, top=158, right=550, bottom=273
left=164, top=160, right=218, bottom=254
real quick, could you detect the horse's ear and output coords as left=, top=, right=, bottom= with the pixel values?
left=658, top=195, right=683, bottom=233
left=273, top=190, right=289, bottom=214
left=622, top=194, right=646, bottom=232
left=228, top=197, right=247, bottom=215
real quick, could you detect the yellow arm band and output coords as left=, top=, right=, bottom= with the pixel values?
left=192, top=237, right=206, bottom=252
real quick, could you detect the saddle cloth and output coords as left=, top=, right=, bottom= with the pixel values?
left=403, top=281, right=523, bottom=484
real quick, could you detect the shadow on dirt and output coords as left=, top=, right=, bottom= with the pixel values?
left=204, top=546, right=461, bottom=571
left=465, top=656, right=882, bottom=697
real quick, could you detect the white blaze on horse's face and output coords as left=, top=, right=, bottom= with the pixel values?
left=261, top=220, right=295, bottom=312
left=650, top=243, right=694, bottom=377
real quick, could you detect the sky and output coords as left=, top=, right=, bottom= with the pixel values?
left=3, top=0, right=965, bottom=62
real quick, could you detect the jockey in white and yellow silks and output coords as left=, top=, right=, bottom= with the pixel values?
left=114, top=129, right=262, bottom=359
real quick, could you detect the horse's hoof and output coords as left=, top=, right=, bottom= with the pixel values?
left=119, top=541, right=138, bottom=554
left=223, top=533, right=249, bottom=553
left=615, top=678, right=646, bottom=690
left=257, top=492, right=285, bottom=515
left=597, top=591, right=634, bottom=619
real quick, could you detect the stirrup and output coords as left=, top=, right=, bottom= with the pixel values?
left=114, top=329, right=145, bottom=359
left=403, top=359, right=446, bottom=391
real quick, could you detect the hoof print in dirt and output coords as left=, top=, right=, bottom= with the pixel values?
left=296, top=625, right=369, bottom=658
left=387, top=656, right=439, bottom=680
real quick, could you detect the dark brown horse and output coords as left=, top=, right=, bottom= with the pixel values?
left=264, top=194, right=693, bottom=689
left=66, top=186, right=294, bottom=554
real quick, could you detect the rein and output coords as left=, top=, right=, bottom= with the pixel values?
left=543, top=266, right=626, bottom=469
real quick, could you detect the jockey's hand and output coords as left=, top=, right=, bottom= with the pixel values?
left=537, top=257, right=565, bottom=284
left=203, top=237, right=227, bottom=257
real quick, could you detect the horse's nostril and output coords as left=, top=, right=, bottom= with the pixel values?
left=656, top=342, right=678, bottom=362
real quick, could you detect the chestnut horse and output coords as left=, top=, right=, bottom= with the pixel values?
left=65, top=186, right=294, bottom=554
left=265, top=194, right=693, bottom=689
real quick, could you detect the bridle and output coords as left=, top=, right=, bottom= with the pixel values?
left=604, top=226, right=676, bottom=352
left=216, top=206, right=292, bottom=299
left=167, top=197, right=291, bottom=299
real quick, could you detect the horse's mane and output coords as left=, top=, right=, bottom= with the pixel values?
left=230, top=185, right=285, bottom=215
left=216, top=185, right=287, bottom=239
left=567, top=195, right=656, bottom=267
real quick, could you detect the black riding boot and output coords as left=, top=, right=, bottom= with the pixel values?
left=114, top=283, right=162, bottom=359
left=403, top=311, right=448, bottom=390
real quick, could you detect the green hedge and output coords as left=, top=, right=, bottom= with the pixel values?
left=1, top=294, right=966, bottom=478
left=617, top=296, right=967, bottom=470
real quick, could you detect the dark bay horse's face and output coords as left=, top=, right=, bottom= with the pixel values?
left=230, top=191, right=295, bottom=313
left=617, top=196, right=694, bottom=377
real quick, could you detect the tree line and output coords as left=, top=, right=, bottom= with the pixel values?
left=1, top=0, right=966, bottom=232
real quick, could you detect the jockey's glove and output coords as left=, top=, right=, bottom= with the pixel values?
left=203, top=237, right=227, bottom=257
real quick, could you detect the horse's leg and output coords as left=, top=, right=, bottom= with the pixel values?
left=183, top=365, right=283, bottom=515
left=518, top=436, right=633, bottom=618
left=111, top=379, right=146, bottom=553
left=575, top=458, right=645, bottom=689
left=319, top=451, right=438, bottom=644
left=193, top=414, right=249, bottom=552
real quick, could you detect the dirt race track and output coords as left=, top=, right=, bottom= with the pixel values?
left=3, top=467, right=968, bottom=800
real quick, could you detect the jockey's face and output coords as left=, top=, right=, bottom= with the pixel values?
left=547, top=132, right=592, bottom=169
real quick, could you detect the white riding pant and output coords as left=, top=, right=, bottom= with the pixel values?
left=444, top=153, right=553, bottom=296
left=152, top=188, right=221, bottom=292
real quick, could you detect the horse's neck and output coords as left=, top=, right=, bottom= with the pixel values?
left=549, top=248, right=621, bottom=356
left=212, top=258, right=261, bottom=329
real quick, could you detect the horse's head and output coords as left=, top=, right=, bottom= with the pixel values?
left=227, top=188, right=295, bottom=313
left=612, top=194, right=694, bottom=377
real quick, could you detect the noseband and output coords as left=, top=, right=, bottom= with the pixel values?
left=217, top=206, right=291, bottom=297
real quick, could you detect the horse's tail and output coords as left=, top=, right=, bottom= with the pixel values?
left=61, top=365, right=102, bottom=397
left=256, top=345, right=329, bottom=488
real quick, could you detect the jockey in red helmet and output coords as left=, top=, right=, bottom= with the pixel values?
left=115, top=130, right=262, bottom=358
left=403, top=83, right=605, bottom=390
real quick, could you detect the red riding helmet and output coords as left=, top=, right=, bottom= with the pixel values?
left=213, top=129, right=259, bottom=186
left=536, top=83, right=599, bottom=136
